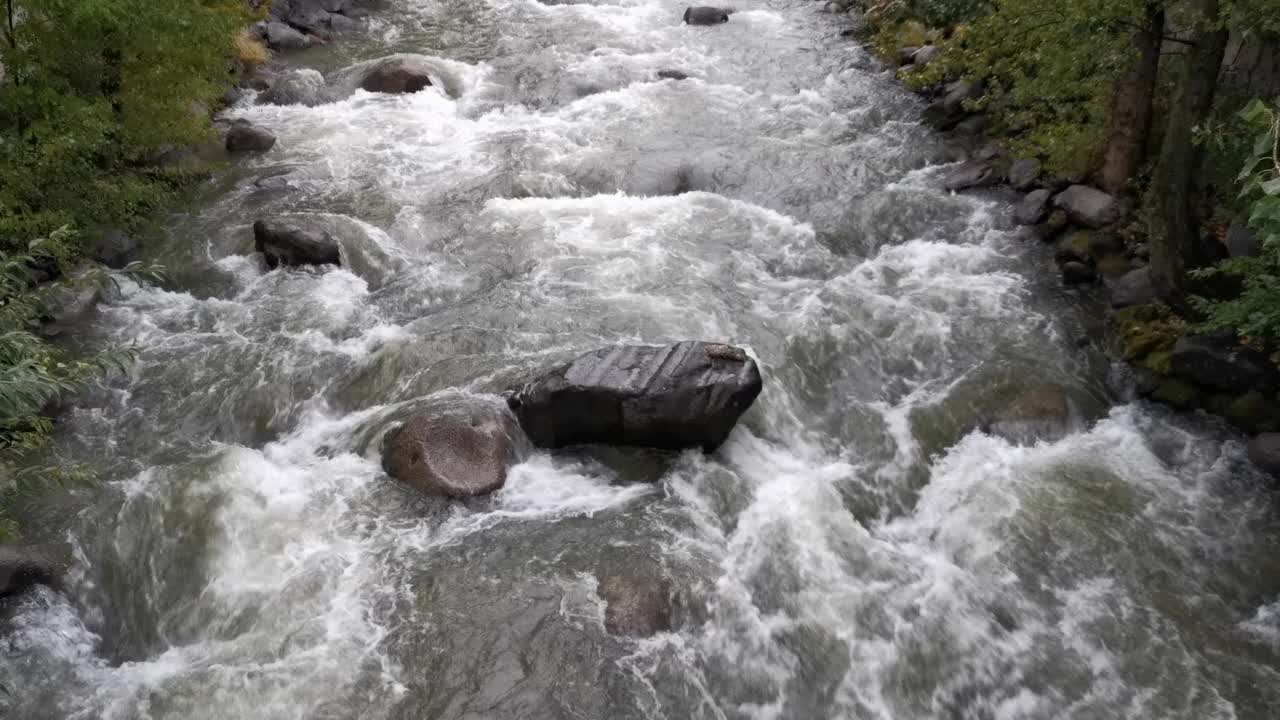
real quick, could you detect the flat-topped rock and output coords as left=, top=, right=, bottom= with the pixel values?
left=508, top=341, right=762, bottom=451
left=382, top=400, right=519, bottom=497
left=598, top=575, right=673, bottom=637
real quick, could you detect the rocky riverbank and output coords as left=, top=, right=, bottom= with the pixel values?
left=832, top=5, right=1280, bottom=478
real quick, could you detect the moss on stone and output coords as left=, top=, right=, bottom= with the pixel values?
left=1095, top=253, right=1133, bottom=277
left=1067, top=231, right=1091, bottom=258
left=1112, top=304, right=1185, bottom=371
left=1225, top=391, right=1268, bottom=432
left=1151, top=378, right=1201, bottom=410
left=872, top=21, right=932, bottom=61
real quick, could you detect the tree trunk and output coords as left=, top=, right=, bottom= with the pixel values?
left=1097, top=3, right=1163, bottom=196
left=1147, top=0, right=1230, bottom=309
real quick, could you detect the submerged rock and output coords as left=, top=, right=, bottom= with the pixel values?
left=1053, top=185, right=1122, bottom=229
left=382, top=401, right=519, bottom=497
left=259, top=68, right=329, bottom=106
left=683, top=6, right=730, bottom=25
left=226, top=120, right=277, bottom=153
left=253, top=219, right=341, bottom=268
left=360, top=56, right=435, bottom=94
left=1169, top=335, right=1279, bottom=395
left=598, top=575, right=673, bottom=637
left=657, top=69, right=690, bottom=81
left=508, top=341, right=762, bottom=451
left=987, top=384, right=1072, bottom=443
left=0, top=545, right=59, bottom=597
left=1248, top=434, right=1280, bottom=478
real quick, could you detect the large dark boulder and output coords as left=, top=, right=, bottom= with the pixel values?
left=508, top=341, right=762, bottom=451
left=1053, top=185, right=1122, bottom=229
left=253, top=219, right=341, bottom=268
left=683, top=6, right=730, bottom=25
left=360, top=56, right=436, bottom=94
left=598, top=575, right=673, bottom=637
left=382, top=402, right=519, bottom=497
left=1248, top=434, right=1280, bottom=478
left=0, top=545, right=59, bottom=597
left=1015, top=189, right=1052, bottom=226
left=1105, top=266, right=1154, bottom=309
left=1061, top=261, right=1096, bottom=285
left=1170, top=335, right=1280, bottom=395
left=226, top=120, right=277, bottom=153
left=657, top=69, right=690, bottom=81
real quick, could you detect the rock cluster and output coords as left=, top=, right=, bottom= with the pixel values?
left=252, top=0, right=375, bottom=51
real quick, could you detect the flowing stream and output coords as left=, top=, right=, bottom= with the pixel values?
left=5, top=0, right=1280, bottom=718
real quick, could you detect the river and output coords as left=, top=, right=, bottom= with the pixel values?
left=4, top=0, right=1280, bottom=718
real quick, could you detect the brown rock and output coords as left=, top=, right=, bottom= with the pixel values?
left=361, top=57, right=435, bottom=94
left=598, top=575, right=673, bottom=637
left=382, top=402, right=518, bottom=497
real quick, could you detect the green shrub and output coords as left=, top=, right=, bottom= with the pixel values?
left=1193, top=100, right=1280, bottom=361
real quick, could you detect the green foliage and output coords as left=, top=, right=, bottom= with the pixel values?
left=0, top=228, right=160, bottom=539
left=0, top=0, right=248, bottom=255
left=916, top=0, right=1143, bottom=176
left=865, top=0, right=990, bottom=28
left=1192, top=99, right=1280, bottom=358
left=0, top=0, right=243, bottom=537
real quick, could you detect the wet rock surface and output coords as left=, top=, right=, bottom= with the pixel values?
left=382, top=400, right=519, bottom=497
left=253, top=219, right=341, bottom=268
left=597, top=575, right=673, bottom=637
left=508, top=341, right=762, bottom=451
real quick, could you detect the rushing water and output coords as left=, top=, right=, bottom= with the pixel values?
left=5, top=1, right=1280, bottom=718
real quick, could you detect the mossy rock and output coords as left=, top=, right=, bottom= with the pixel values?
left=1068, top=231, right=1091, bottom=258
left=1224, top=391, right=1278, bottom=434
left=1095, top=253, right=1133, bottom=278
left=872, top=21, right=930, bottom=60
left=1036, top=210, right=1071, bottom=242
left=1111, top=304, right=1184, bottom=367
left=1150, top=378, right=1201, bottom=410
